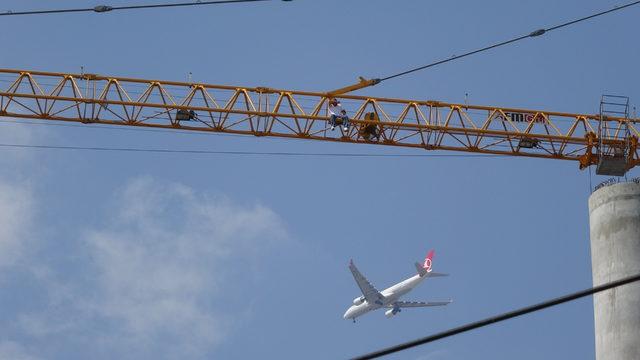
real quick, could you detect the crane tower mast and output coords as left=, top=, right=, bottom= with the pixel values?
left=0, top=68, right=637, bottom=174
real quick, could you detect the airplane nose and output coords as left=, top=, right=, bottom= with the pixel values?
left=343, top=309, right=350, bottom=319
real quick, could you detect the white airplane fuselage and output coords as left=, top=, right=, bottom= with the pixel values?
left=343, top=273, right=425, bottom=320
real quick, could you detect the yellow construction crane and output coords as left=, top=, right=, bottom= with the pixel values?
left=0, top=68, right=637, bottom=175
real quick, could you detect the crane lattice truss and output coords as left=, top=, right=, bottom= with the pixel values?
left=0, top=69, right=637, bottom=172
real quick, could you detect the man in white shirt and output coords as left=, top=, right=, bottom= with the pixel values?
left=328, top=98, right=350, bottom=131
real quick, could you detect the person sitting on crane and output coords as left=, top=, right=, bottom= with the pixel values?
left=328, top=98, right=350, bottom=131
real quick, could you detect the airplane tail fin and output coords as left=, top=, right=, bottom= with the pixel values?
left=416, top=249, right=449, bottom=277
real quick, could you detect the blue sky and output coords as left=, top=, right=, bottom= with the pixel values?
left=0, top=1, right=638, bottom=359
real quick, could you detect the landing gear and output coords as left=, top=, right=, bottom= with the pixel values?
left=352, top=318, right=356, bottom=323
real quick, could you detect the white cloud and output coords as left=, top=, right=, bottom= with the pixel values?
left=13, top=176, right=287, bottom=359
left=0, top=113, right=287, bottom=358
left=0, top=181, right=34, bottom=268
left=0, top=341, right=40, bottom=360
left=0, top=116, right=40, bottom=268
left=0, top=117, right=48, bottom=166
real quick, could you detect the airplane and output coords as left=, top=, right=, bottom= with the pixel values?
left=343, top=250, right=451, bottom=322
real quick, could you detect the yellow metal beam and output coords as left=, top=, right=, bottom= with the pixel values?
left=326, top=77, right=381, bottom=97
left=0, top=68, right=638, bottom=172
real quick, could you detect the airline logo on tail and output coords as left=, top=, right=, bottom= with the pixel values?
left=423, top=250, right=434, bottom=273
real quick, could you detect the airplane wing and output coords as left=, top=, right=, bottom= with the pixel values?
left=388, top=300, right=452, bottom=308
left=349, top=260, right=384, bottom=304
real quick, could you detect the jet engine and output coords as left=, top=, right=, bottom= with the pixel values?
left=385, top=308, right=401, bottom=318
left=353, top=296, right=365, bottom=305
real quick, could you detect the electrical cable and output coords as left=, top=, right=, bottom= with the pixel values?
left=378, top=1, right=640, bottom=82
left=0, top=142, right=507, bottom=158
left=0, top=0, right=278, bottom=17
left=352, top=272, right=640, bottom=360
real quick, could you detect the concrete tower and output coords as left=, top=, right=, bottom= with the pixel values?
left=589, top=181, right=640, bottom=360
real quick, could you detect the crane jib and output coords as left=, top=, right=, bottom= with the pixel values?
left=0, top=68, right=636, bottom=175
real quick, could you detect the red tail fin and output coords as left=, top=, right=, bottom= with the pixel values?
left=423, top=250, right=434, bottom=272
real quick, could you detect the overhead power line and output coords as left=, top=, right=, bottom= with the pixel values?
left=0, top=0, right=283, bottom=17
left=378, top=0, right=640, bottom=82
left=0, top=143, right=505, bottom=158
left=352, top=272, right=640, bottom=360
